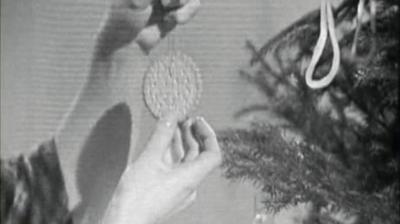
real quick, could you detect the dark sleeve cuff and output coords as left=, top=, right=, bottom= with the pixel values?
left=1, top=139, right=73, bottom=224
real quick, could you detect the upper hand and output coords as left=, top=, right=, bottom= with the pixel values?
left=96, top=0, right=201, bottom=56
left=102, top=115, right=222, bottom=224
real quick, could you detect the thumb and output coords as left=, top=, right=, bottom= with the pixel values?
left=146, top=114, right=179, bottom=156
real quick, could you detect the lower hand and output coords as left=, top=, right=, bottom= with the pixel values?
left=102, top=115, right=222, bottom=224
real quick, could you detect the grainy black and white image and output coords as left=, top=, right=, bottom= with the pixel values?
left=1, top=0, right=399, bottom=223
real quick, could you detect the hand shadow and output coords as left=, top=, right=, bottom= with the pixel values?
left=72, top=103, right=132, bottom=224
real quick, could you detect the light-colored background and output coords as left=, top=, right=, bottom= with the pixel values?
left=1, top=0, right=318, bottom=223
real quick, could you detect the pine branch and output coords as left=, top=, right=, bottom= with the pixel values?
left=219, top=1, right=399, bottom=223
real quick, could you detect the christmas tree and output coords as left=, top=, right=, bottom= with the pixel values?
left=218, top=0, right=399, bottom=223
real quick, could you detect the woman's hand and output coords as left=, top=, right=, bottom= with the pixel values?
left=96, top=0, right=201, bottom=56
left=56, top=0, right=202, bottom=211
left=102, top=115, right=222, bottom=224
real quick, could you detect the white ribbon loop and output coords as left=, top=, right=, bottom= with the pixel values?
left=305, top=0, right=341, bottom=89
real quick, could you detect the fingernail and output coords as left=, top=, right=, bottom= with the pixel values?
left=195, top=116, right=206, bottom=125
left=183, top=117, right=192, bottom=128
left=161, top=0, right=172, bottom=7
left=162, top=0, right=180, bottom=8
left=194, top=116, right=216, bottom=136
left=193, top=116, right=206, bottom=130
left=165, top=120, right=173, bottom=128
left=161, top=113, right=178, bottom=128
left=179, top=116, right=189, bottom=126
left=131, top=0, right=151, bottom=9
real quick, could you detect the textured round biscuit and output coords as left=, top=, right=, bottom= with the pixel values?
left=143, top=51, right=202, bottom=121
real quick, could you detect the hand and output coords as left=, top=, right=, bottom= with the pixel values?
left=102, top=115, right=222, bottom=224
left=56, top=0, right=201, bottom=211
left=96, top=0, right=201, bottom=56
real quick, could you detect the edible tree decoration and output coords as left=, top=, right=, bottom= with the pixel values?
left=218, top=0, right=399, bottom=223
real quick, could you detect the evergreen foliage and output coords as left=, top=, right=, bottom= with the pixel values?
left=218, top=0, right=399, bottom=223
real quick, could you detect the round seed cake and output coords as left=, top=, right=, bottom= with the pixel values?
left=143, top=51, right=202, bottom=121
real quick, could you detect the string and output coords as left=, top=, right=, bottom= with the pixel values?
left=171, top=27, right=178, bottom=52
left=305, top=0, right=341, bottom=89
left=351, top=0, right=377, bottom=61
left=167, top=30, right=172, bottom=52
left=351, top=0, right=365, bottom=56
left=369, top=0, right=377, bottom=60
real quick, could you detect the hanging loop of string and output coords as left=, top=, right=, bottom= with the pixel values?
left=305, top=0, right=340, bottom=89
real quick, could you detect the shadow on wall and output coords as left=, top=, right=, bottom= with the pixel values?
left=73, top=103, right=132, bottom=224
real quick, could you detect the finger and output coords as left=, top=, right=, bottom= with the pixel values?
left=181, top=118, right=200, bottom=162
left=172, top=129, right=185, bottom=163
left=178, top=117, right=222, bottom=185
left=164, top=0, right=201, bottom=24
left=129, top=0, right=153, bottom=9
left=192, top=117, right=220, bottom=155
left=147, top=114, right=178, bottom=155
left=163, top=136, right=184, bottom=167
left=191, top=117, right=222, bottom=170
left=136, top=10, right=177, bottom=52
left=161, top=0, right=190, bottom=8
left=136, top=24, right=165, bottom=53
